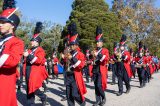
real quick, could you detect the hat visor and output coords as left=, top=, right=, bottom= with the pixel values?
left=96, top=39, right=103, bottom=42
left=69, top=42, right=78, bottom=45
left=30, top=38, right=41, bottom=43
left=30, top=38, right=38, bottom=42
left=0, top=17, right=13, bottom=24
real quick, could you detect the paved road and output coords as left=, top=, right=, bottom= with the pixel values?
left=17, top=71, right=160, bottom=106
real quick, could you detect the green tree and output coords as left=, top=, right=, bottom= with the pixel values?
left=16, top=20, right=63, bottom=57
left=112, top=0, right=160, bottom=43
left=0, top=1, right=2, bottom=13
left=144, top=23, right=160, bottom=58
left=112, top=0, right=160, bottom=56
left=62, top=0, right=121, bottom=54
left=41, top=23, right=63, bottom=57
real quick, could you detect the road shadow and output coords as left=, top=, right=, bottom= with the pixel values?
left=105, top=89, right=117, bottom=95
left=47, top=97, right=64, bottom=106
left=85, top=83, right=95, bottom=90
left=85, top=97, right=95, bottom=104
left=48, top=87, right=65, bottom=99
left=130, top=84, right=140, bottom=88
left=107, top=81, right=118, bottom=85
left=49, top=81, right=65, bottom=87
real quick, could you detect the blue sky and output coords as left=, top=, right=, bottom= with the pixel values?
left=16, top=0, right=112, bottom=25
left=16, top=0, right=160, bottom=26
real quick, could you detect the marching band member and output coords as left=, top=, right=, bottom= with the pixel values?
left=83, top=47, right=93, bottom=83
left=65, top=22, right=87, bottom=106
left=135, top=42, right=146, bottom=88
left=0, top=0, right=24, bottom=105
left=23, top=22, right=48, bottom=105
left=111, top=42, right=120, bottom=85
left=92, top=26, right=109, bottom=106
left=115, top=34, right=132, bottom=96
left=52, top=50, right=59, bottom=79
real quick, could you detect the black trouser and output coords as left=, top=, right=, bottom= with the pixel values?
left=137, top=68, right=145, bottom=86
left=19, top=64, right=23, bottom=83
left=116, top=62, right=130, bottom=93
left=145, top=67, right=151, bottom=82
left=17, top=64, right=23, bottom=90
left=130, top=63, right=136, bottom=78
left=63, top=69, right=67, bottom=86
left=112, top=63, right=117, bottom=83
left=66, top=74, right=83, bottom=106
left=83, top=66, right=89, bottom=82
left=93, top=72, right=105, bottom=102
left=47, top=64, right=51, bottom=75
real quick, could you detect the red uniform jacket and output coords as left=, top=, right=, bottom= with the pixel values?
left=52, top=57, right=59, bottom=75
left=88, top=59, right=93, bottom=77
left=72, top=50, right=87, bottom=101
left=0, top=35, right=24, bottom=106
left=134, top=56, right=139, bottom=63
left=158, top=59, right=160, bottom=69
left=152, top=56, right=156, bottom=73
left=143, top=56, right=149, bottom=65
left=122, top=51, right=132, bottom=78
left=148, top=56, right=154, bottom=74
left=99, top=48, right=109, bottom=90
left=25, top=47, right=48, bottom=94
left=130, top=55, right=135, bottom=64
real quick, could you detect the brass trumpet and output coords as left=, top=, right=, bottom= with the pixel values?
left=135, top=64, right=147, bottom=68
left=63, top=47, right=71, bottom=72
left=115, top=48, right=122, bottom=62
left=91, top=49, right=98, bottom=65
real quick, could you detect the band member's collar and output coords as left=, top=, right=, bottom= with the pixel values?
left=97, top=47, right=102, bottom=50
left=71, top=50, right=78, bottom=57
left=31, top=46, right=38, bottom=50
left=0, top=33, right=13, bottom=40
left=97, top=48, right=102, bottom=54
left=121, top=50, right=125, bottom=54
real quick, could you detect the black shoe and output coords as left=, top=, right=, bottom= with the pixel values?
left=42, top=95, right=47, bottom=106
left=139, top=84, right=143, bottom=88
left=93, top=101, right=101, bottom=106
left=42, top=101, right=46, bottom=106
left=148, top=78, right=151, bottom=83
left=43, top=87, right=48, bottom=93
left=17, top=86, right=21, bottom=92
left=81, top=101, right=86, bottom=106
left=86, top=80, right=89, bottom=83
left=126, top=88, right=131, bottom=94
left=116, top=92, right=122, bottom=96
left=61, top=97, right=67, bottom=101
left=143, top=82, right=146, bottom=87
left=111, top=82, right=115, bottom=85
left=100, top=97, right=106, bottom=106
left=52, top=75, right=55, bottom=79
left=56, top=75, right=58, bottom=78
left=27, top=99, right=35, bottom=106
left=90, top=79, right=93, bottom=82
